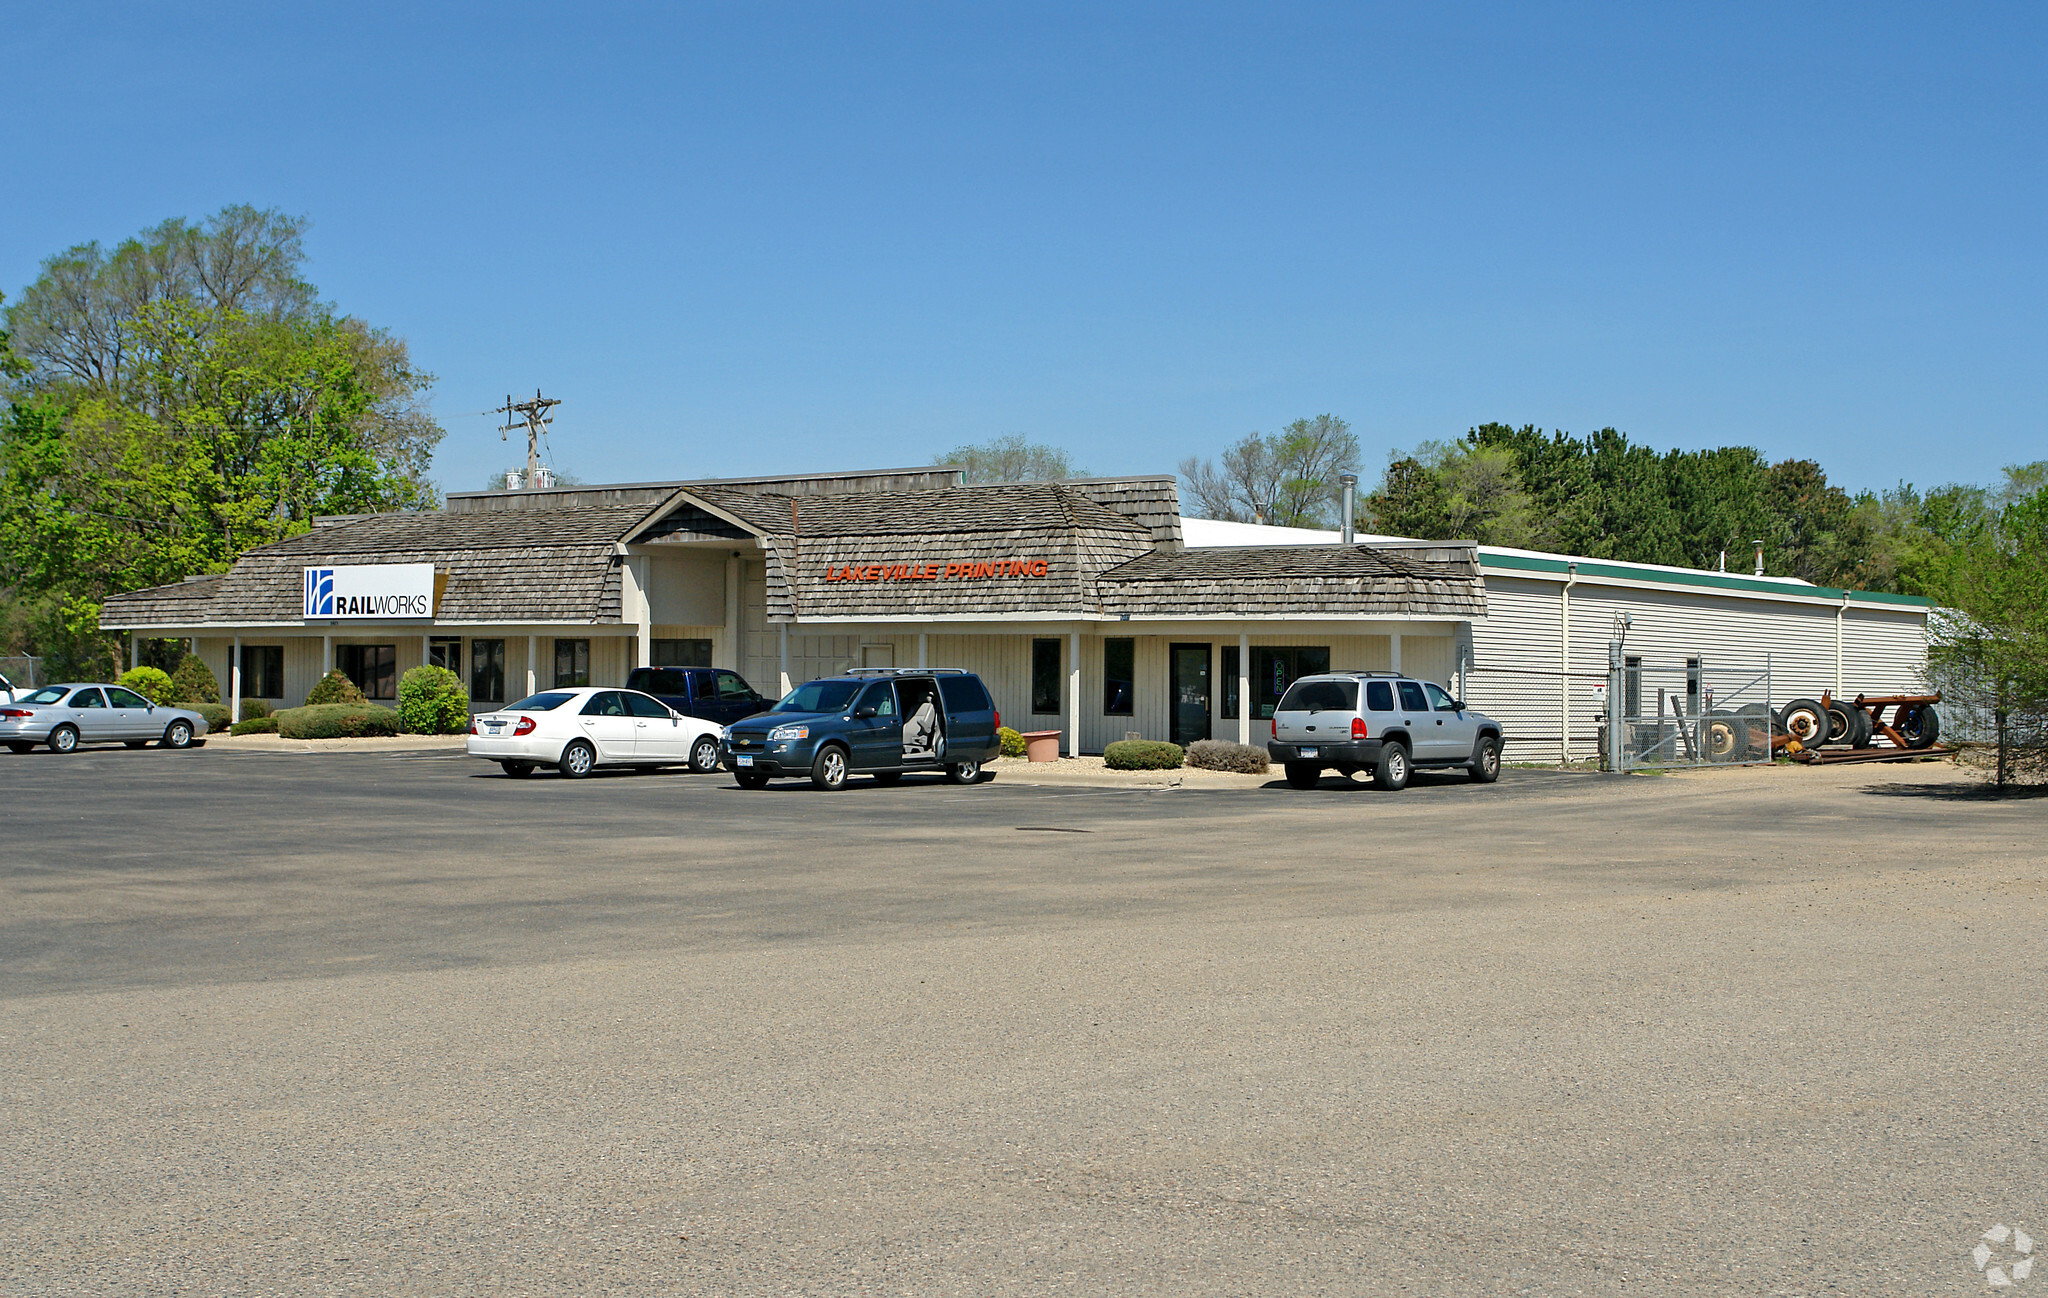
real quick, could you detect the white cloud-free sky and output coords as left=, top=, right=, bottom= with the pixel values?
left=3, top=2, right=2042, bottom=495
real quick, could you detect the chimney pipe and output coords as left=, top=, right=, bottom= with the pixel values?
left=1718, top=549, right=1726, bottom=573
left=1753, top=540, right=1764, bottom=576
left=1340, top=473, right=1357, bottom=545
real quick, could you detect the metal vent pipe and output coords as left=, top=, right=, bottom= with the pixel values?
left=1339, top=473, right=1357, bottom=545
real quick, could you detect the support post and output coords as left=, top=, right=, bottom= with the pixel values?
left=422, top=633, right=432, bottom=678
left=634, top=556, right=652, bottom=669
left=723, top=556, right=742, bottom=670
left=1068, top=630, right=1081, bottom=757
left=1607, top=640, right=1625, bottom=773
left=230, top=635, right=243, bottom=725
left=1238, top=632, right=1250, bottom=744
left=778, top=624, right=791, bottom=695
left=1390, top=633, right=1402, bottom=675
left=130, top=633, right=139, bottom=673
left=322, top=634, right=333, bottom=677
left=527, top=635, right=538, bottom=696
left=917, top=633, right=928, bottom=669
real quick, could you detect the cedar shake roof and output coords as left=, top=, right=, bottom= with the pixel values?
left=1096, top=544, right=1486, bottom=618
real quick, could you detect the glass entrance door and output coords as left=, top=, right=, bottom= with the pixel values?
left=1169, top=644, right=1212, bottom=747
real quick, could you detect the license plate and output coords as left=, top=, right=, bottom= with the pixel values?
left=1297, top=746, right=1319, bottom=758
left=735, top=755, right=753, bottom=766
left=485, top=723, right=502, bottom=734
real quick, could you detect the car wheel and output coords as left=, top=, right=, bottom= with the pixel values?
left=811, top=745, right=849, bottom=790
left=735, top=770, right=771, bottom=789
left=1779, top=698, right=1829, bottom=748
left=689, top=736, right=720, bottom=774
left=1468, top=735, right=1501, bottom=783
left=1825, top=702, right=1854, bottom=745
left=945, top=759, right=982, bottom=785
left=1897, top=703, right=1941, bottom=749
left=1701, top=711, right=1747, bottom=763
left=6, top=741, right=33, bottom=754
left=48, top=724, right=78, bottom=754
left=873, top=770, right=903, bottom=786
left=1372, top=743, right=1410, bottom=791
left=558, top=741, right=597, bottom=779
left=161, top=720, right=194, bottom=749
left=1283, top=762, right=1321, bottom=789
left=500, top=760, right=534, bottom=777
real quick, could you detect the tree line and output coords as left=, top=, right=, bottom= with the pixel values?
left=0, top=206, right=442, bottom=678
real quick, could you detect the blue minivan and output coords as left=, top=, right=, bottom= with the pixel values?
left=720, top=668, right=1003, bottom=790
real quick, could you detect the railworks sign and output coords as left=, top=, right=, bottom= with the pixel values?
left=823, top=559, right=1049, bottom=583
left=302, top=564, right=437, bottom=621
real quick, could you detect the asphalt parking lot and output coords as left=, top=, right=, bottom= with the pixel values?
left=4, top=746, right=2045, bottom=1295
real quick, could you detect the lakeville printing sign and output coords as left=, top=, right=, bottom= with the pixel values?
left=823, top=559, right=1049, bottom=583
left=302, top=564, right=437, bottom=620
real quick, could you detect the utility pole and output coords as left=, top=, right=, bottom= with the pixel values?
left=494, top=389, right=561, bottom=488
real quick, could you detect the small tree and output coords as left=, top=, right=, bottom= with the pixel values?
left=1177, top=415, right=1359, bottom=527
left=397, top=664, right=469, bottom=734
left=170, top=653, right=220, bottom=704
left=1928, top=486, right=2048, bottom=786
left=116, top=665, right=175, bottom=703
left=305, top=669, right=366, bottom=706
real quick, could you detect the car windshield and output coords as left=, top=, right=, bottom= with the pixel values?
left=507, top=691, right=577, bottom=711
left=772, top=679, right=862, bottom=714
left=20, top=687, right=69, bottom=705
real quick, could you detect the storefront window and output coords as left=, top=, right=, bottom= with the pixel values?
left=238, top=645, right=284, bottom=698
left=471, top=640, right=505, bottom=703
left=554, top=639, right=590, bottom=688
left=338, top=644, right=397, bottom=699
left=1031, top=638, right=1060, bottom=714
left=1103, top=638, right=1134, bottom=716
left=1221, top=645, right=1240, bottom=721
left=1250, top=646, right=1329, bottom=719
left=653, top=638, right=712, bottom=667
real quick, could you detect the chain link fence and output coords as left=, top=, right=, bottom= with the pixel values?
left=1610, top=655, right=1775, bottom=771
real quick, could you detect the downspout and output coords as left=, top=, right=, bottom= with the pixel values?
left=1561, top=562, right=1577, bottom=765
left=1836, top=591, right=1848, bottom=695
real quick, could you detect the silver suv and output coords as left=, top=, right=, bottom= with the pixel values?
left=1266, top=671, right=1503, bottom=791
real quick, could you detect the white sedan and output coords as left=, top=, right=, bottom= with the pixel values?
left=467, top=686, right=725, bottom=778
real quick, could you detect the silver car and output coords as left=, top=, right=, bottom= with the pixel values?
left=0, top=683, right=210, bottom=753
left=1266, top=670, right=1503, bottom=791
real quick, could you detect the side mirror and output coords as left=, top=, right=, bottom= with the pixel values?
left=854, top=703, right=879, bottom=719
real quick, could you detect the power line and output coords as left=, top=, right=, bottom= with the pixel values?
left=491, top=389, right=561, bottom=488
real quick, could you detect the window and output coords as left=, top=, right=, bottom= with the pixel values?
left=1624, top=655, right=1642, bottom=720
left=1278, top=679, right=1357, bottom=713
left=471, top=640, right=505, bottom=703
left=106, top=687, right=152, bottom=709
left=554, top=639, right=590, bottom=688
left=580, top=691, right=628, bottom=717
left=713, top=671, right=754, bottom=701
left=72, top=688, right=106, bottom=708
left=239, top=645, right=285, bottom=698
left=1396, top=680, right=1428, bottom=712
left=429, top=637, right=463, bottom=676
left=1103, top=638, right=1134, bottom=716
left=508, top=691, right=575, bottom=711
left=1250, top=646, right=1331, bottom=719
left=1424, top=682, right=1459, bottom=711
left=1366, top=681, right=1395, bottom=712
left=938, top=675, right=993, bottom=714
left=1686, top=657, right=1702, bottom=717
left=625, top=691, right=674, bottom=718
left=630, top=668, right=691, bottom=696
left=652, top=638, right=712, bottom=668
left=338, top=645, right=397, bottom=699
left=1031, top=638, right=1061, bottom=714
left=856, top=683, right=897, bottom=717
left=1221, top=645, right=1239, bottom=721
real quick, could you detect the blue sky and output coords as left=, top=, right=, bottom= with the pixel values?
left=3, top=2, right=2042, bottom=496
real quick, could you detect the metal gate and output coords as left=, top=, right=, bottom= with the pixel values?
left=1607, top=653, right=1776, bottom=771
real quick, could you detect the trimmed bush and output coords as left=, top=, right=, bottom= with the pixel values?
left=276, top=703, right=403, bottom=739
left=1103, top=739, right=1185, bottom=770
left=169, top=655, right=220, bottom=704
left=397, top=664, right=470, bottom=734
left=1184, top=739, right=1270, bottom=774
left=998, top=726, right=1026, bottom=758
left=229, top=716, right=279, bottom=736
left=304, top=669, right=366, bottom=706
left=117, top=666, right=176, bottom=703
left=190, top=703, right=231, bottom=734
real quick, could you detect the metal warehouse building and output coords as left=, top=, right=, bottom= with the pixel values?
left=100, top=465, right=1930, bottom=758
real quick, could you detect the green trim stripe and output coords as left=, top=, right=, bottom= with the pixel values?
left=1478, top=550, right=1933, bottom=607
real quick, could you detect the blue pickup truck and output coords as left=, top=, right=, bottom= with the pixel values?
left=623, top=667, right=770, bottom=727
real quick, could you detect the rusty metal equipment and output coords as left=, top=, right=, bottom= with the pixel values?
left=1791, top=691, right=1951, bottom=765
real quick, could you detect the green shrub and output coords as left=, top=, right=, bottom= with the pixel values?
left=276, top=703, right=403, bottom=739
left=117, top=666, right=176, bottom=703
left=304, top=669, right=366, bottom=706
left=229, top=716, right=279, bottom=735
left=169, top=655, right=220, bottom=704
left=1184, top=739, right=1270, bottom=774
left=1103, top=739, right=1185, bottom=770
left=397, top=664, right=470, bottom=734
left=234, top=696, right=273, bottom=719
left=190, top=702, right=231, bottom=733
left=998, top=726, right=1026, bottom=758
